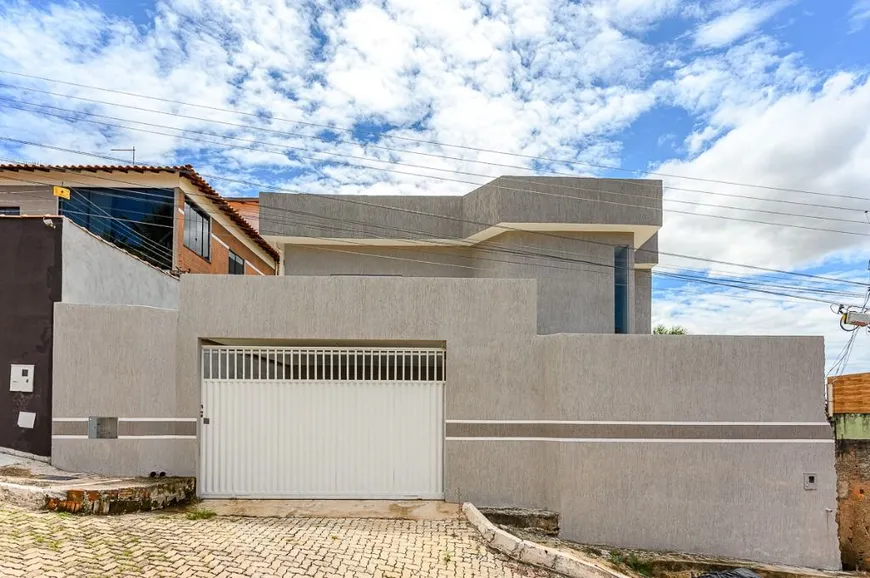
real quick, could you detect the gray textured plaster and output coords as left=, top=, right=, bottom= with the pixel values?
left=61, top=220, right=179, bottom=309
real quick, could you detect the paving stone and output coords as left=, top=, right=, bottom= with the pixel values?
left=0, top=505, right=555, bottom=578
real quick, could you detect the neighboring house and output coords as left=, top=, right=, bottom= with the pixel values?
left=828, top=372, right=870, bottom=569
left=0, top=164, right=279, bottom=276
left=42, top=176, right=838, bottom=568
left=225, top=197, right=260, bottom=232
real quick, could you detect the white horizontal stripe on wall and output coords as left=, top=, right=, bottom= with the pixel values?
left=118, top=435, right=197, bottom=440
left=52, top=417, right=196, bottom=422
left=446, top=437, right=834, bottom=444
left=445, top=420, right=831, bottom=426
left=118, top=418, right=197, bottom=422
left=51, top=435, right=196, bottom=440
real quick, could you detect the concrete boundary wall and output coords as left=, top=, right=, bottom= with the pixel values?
left=52, top=304, right=194, bottom=476
left=51, top=276, right=838, bottom=568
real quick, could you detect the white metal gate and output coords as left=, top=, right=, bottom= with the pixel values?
left=200, top=346, right=445, bottom=499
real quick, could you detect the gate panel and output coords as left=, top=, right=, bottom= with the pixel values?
left=200, top=346, right=444, bottom=499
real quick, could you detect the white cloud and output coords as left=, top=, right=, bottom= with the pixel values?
left=694, top=1, right=790, bottom=48
left=656, top=71, right=870, bottom=272
left=850, top=0, right=870, bottom=32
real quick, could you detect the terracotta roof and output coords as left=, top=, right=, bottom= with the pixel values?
left=225, top=198, right=260, bottom=232
left=0, top=163, right=278, bottom=262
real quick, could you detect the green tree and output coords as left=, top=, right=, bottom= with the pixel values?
left=653, top=324, right=687, bottom=335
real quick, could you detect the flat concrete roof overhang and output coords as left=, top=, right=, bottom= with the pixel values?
left=265, top=222, right=660, bottom=267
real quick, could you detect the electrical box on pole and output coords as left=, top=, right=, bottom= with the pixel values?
left=844, top=311, right=870, bottom=327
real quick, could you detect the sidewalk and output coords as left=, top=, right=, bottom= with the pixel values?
left=0, top=451, right=194, bottom=513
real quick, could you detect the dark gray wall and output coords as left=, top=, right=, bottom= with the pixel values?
left=0, top=217, right=62, bottom=457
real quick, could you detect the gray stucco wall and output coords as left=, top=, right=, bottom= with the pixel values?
left=259, top=176, right=662, bottom=240
left=282, top=231, right=638, bottom=334
left=472, top=231, right=632, bottom=334
left=51, top=275, right=838, bottom=568
left=634, top=269, right=652, bottom=334
left=0, top=185, right=57, bottom=216
left=61, top=220, right=179, bottom=309
left=51, top=304, right=192, bottom=475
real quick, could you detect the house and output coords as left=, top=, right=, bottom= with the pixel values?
left=828, top=371, right=870, bottom=569
left=41, top=175, right=838, bottom=568
left=0, top=164, right=279, bottom=276
left=225, top=197, right=260, bottom=232
left=259, top=176, right=659, bottom=334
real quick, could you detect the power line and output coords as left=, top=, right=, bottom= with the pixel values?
left=2, top=145, right=869, bottom=293
left=2, top=82, right=865, bottom=214
left=2, top=69, right=868, bottom=202
left=3, top=106, right=870, bottom=240
left=4, top=167, right=866, bottom=305
left=4, top=96, right=869, bottom=230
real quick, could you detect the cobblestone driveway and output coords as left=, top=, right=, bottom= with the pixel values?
left=0, top=505, right=553, bottom=577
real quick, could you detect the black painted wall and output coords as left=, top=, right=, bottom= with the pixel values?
left=0, top=217, right=62, bottom=457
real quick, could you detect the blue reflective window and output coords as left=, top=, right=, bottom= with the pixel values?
left=59, top=188, right=174, bottom=270
left=614, top=246, right=630, bottom=334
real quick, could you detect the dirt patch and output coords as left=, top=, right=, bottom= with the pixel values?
left=0, top=466, right=33, bottom=478
left=506, top=528, right=849, bottom=578
left=480, top=508, right=559, bottom=536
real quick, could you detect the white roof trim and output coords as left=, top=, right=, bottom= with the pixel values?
left=265, top=223, right=657, bottom=249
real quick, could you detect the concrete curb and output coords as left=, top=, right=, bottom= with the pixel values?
left=0, top=481, right=63, bottom=511
left=462, top=503, right=629, bottom=578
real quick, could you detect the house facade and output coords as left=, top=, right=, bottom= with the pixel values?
left=37, top=175, right=839, bottom=568
left=0, top=164, right=278, bottom=276
left=260, top=176, right=659, bottom=334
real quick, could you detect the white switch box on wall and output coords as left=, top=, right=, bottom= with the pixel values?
left=10, top=364, right=34, bottom=393
left=17, top=411, right=36, bottom=429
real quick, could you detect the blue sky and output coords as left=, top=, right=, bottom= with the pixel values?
left=1, top=0, right=870, bottom=371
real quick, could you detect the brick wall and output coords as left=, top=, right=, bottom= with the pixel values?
left=175, top=193, right=275, bottom=276
left=837, top=439, right=870, bottom=569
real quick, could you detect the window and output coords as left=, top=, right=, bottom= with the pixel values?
left=0, top=206, right=20, bottom=215
left=184, top=200, right=211, bottom=260
left=228, top=250, right=245, bottom=275
left=59, top=188, right=174, bottom=269
left=614, top=246, right=630, bottom=334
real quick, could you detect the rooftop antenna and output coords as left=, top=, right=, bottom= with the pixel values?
left=110, top=146, right=136, bottom=164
